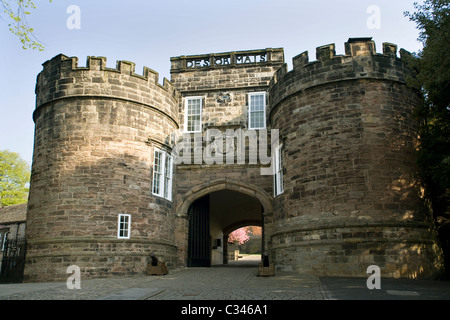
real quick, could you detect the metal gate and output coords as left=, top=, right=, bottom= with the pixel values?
left=187, top=195, right=211, bottom=267
left=0, top=237, right=27, bottom=283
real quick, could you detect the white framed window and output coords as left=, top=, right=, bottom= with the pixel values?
left=117, top=214, right=131, bottom=239
left=153, top=149, right=164, bottom=196
left=248, top=92, right=266, bottom=129
left=163, top=152, right=173, bottom=201
left=152, top=148, right=173, bottom=201
left=274, top=145, right=284, bottom=196
left=184, top=96, right=203, bottom=133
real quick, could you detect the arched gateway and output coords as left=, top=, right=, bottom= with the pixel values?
left=24, top=39, right=444, bottom=282
left=175, top=180, right=273, bottom=268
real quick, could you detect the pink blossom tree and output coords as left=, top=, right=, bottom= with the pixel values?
left=228, top=227, right=250, bottom=245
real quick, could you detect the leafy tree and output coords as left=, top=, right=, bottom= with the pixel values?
left=404, top=0, right=450, bottom=276
left=0, top=150, right=30, bottom=207
left=1, top=0, right=51, bottom=50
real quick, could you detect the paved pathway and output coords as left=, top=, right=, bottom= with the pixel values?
left=0, top=256, right=324, bottom=300
left=1, top=255, right=450, bottom=301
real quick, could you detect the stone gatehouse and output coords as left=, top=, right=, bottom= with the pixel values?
left=23, top=38, right=444, bottom=282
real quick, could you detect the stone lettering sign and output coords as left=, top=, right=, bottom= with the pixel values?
left=236, top=54, right=266, bottom=64
left=186, top=53, right=267, bottom=69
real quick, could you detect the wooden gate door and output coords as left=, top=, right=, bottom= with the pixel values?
left=187, top=195, right=211, bottom=267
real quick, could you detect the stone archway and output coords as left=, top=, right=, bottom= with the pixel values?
left=176, top=179, right=273, bottom=217
left=175, top=179, right=273, bottom=268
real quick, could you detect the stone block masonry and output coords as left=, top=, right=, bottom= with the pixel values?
left=25, top=55, right=179, bottom=281
left=171, top=48, right=284, bottom=131
left=170, top=48, right=284, bottom=267
left=269, top=38, right=443, bottom=278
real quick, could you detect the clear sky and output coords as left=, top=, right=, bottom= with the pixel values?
left=0, top=0, right=423, bottom=166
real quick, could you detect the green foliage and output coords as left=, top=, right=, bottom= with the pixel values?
left=1, top=0, right=52, bottom=50
left=405, top=0, right=450, bottom=277
left=405, top=1, right=450, bottom=111
left=404, top=0, right=450, bottom=198
left=0, top=150, right=30, bottom=207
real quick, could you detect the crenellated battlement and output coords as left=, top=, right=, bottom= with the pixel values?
left=35, top=54, right=180, bottom=125
left=269, top=38, right=415, bottom=115
left=40, top=54, right=177, bottom=94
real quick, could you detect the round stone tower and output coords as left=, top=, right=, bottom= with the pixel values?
left=268, top=38, right=443, bottom=278
left=24, top=54, right=179, bottom=281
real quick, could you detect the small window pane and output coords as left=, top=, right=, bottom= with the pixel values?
left=152, top=149, right=173, bottom=201
left=249, top=93, right=266, bottom=129
left=185, top=97, right=202, bottom=132
left=164, top=155, right=173, bottom=200
left=274, top=146, right=284, bottom=196
left=118, top=214, right=131, bottom=239
left=152, top=150, right=163, bottom=196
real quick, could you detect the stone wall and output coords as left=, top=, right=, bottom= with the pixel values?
left=24, top=55, right=179, bottom=281
left=171, top=48, right=284, bottom=131
left=170, top=49, right=284, bottom=266
left=268, top=38, right=443, bottom=278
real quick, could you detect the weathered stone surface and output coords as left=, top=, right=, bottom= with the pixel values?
left=25, top=55, right=179, bottom=282
left=269, top=38, right=442, bottom=278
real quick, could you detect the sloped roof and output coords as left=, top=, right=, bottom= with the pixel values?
left=0, top=203, right=27, bottom=224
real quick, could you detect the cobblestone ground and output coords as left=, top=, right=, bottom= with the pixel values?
left=0, top=257, right=325, bottom=300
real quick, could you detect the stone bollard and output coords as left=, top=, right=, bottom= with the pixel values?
left=257, top=251, right=275, bottom=277
left=147, top=253, right=168, bottom=276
